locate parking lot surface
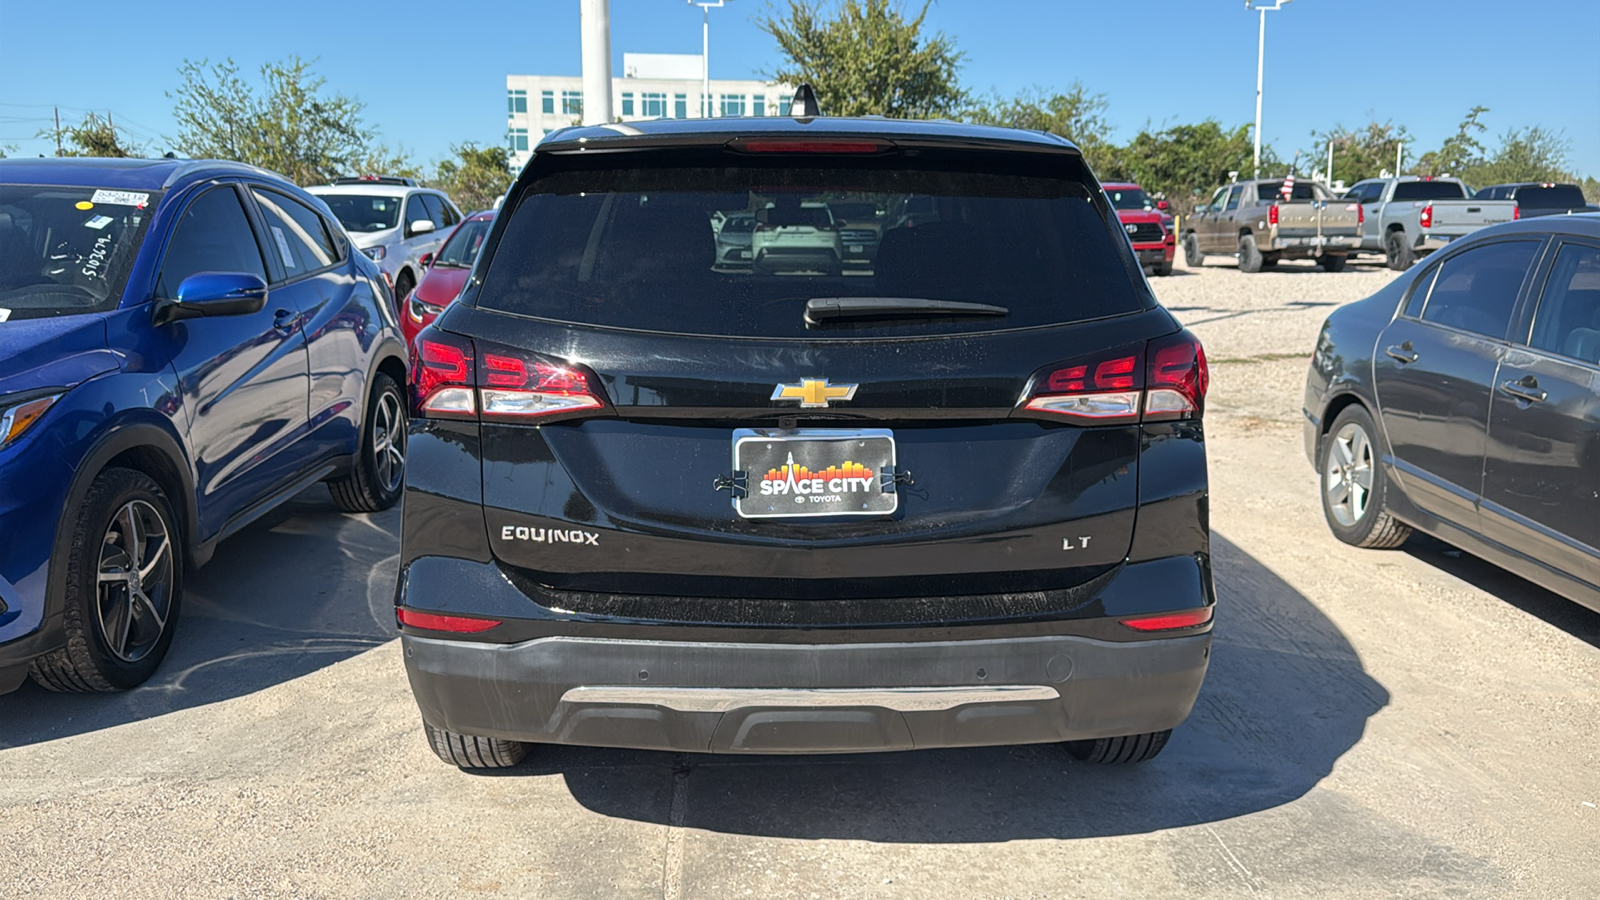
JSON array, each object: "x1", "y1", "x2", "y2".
[{"x1": 2, "y1": 256, "x2": 1597, "y2": 899}]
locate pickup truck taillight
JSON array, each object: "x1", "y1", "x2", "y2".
[
  {"x1": 1357, "y1": 204, "x2": 1364, "y2": 225},
  {"x1": 1513, "y1": 205, "x2": 1521, "y2": 221},
  {"x1": 1419, "y1": 204, "x2": 1433, "y2": 229},
  {"x1": 410, "y1": 326, "x2": 609, "y2": 423},
  {"x1": 1268, "y1": 203, "x2": 1279, "y2": 226},
  {"x1": 1020, "y1": 330, "x2": 1207, "y2": 424}
]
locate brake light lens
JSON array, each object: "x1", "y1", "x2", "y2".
[
  {"x1": 1023, "y1": 347, "x2": 1145, "y2": 422},
  {"x1": 409, "y1": 325, "x2": 607, "y2": 422},
  {"x1": 1513, "y1": 205, "x2": 1521, "y2": 220},
  {"x1": 1419, "y1": 203, "x2": 1433, "y2": 229},
  {"x1": 737, "y1": 139, "x2": 889, "y2": 154},
  {"x1": 1119, "y1": 607, "x2": 1213, "y2": 632},
  {"x1": 1268, "y1": 203, "x2": 1279, "y2": 226},
  {"x1": 1357, "y1": 204, "x2": 1365, "y2": 225},
  {"x1": 1145, "y1": 330, "x2": 1208, "y2": 419},
  {"x1": 396, "y1": 608, "x2": 502, "y2": 633}
]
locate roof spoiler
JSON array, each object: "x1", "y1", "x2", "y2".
[{"x1": 790, "y1": 84, "x2": 823, "y2": 118}]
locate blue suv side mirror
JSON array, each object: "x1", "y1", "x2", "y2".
[{"x1": 153, "y1": 272, "x2": 269, "y2": 326}]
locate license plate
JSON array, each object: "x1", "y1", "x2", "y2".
[
  {"x1": 733, "y1": 428, "x2": 897, "y2": 518},
  {"x1": 847, "y1": 244, "x2": 864, "y2": 253}
]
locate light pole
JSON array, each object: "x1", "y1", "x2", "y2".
[
  {"x1": 686, "y1": 0, "x2": 733, "y2": 118},
  {"x1": 1247, "y1": 0, "x2": 1292, "y2": 179},
  {"x1": 580, "y1": 0, "x2": 614, "y2": 125}
]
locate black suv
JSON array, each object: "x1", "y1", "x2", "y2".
[{"x1": 398, "y1": 112, "x2": 1215, "y2": 768}]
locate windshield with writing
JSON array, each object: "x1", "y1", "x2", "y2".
[{"x1": 0, "y1": 184, "x2": 158, "y2": 322}]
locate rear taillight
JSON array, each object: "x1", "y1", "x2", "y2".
[
  {"x1": 1019, "y1": 330, "x2": 1206, "y2": 424},
  {"x1": 1120, "y1": 608, "x2": 1213, "y2": 632},
  {"x1": 1145, "y1": 330, "x2": 1208, "y2": 419},
  {"x1": 397, "y1": 608, "x2": 502, "y2": 633},
  {"x1": 1357, "y1": 204, "x2": 1365, "y2": 225},
  {"x1": 1513, "y1": 205, "x2": 1521, "y2": 220},
  {"x1": 409, "y1": 325, "x2": 607, "y2": 423},
  {"x1": 1268, "y1": 203, "x2": 1279, "y2": 226},
  {"x1": 1419, "y1": 203, "x2": 1433, "y2": 229}
]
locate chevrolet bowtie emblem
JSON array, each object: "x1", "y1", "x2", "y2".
[{"x1": 771, "y1": 378, "x2": 858, "y2": 409}]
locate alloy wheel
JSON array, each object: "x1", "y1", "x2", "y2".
[
  {"x1": 373, "y1": 391, "x2": 406, "y2": 493},
  {"x1": 1324, "y1": 422, "x2": 1374, "y2": 528},
  {"x1": 95, "y1": 500, "x2": 175, "y2": 663}
]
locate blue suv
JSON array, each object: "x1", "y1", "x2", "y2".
[{"x1": 0, "y1": 158, "x2": 408, "y2": 694}]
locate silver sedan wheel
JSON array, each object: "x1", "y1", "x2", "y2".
[
  {"x1": 95, "y1": 500, "x2": 175, "y2": 663},
  {"x1": 373, "y1": 391, "x2": 406, "y2": 494},
  {"x1": 1324, "y1": 422, "x2": 1375, "y2": 528}
]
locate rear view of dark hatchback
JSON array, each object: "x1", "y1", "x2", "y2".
[{"x1": 398, "y1": 114, "x2": 1214, "y2": 768}]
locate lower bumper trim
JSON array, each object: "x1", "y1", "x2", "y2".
[{"x1": 560, "y1": 684, "x2": 1062, "y2": 714}]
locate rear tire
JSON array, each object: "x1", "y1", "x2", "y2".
[
  {"x1": 1319, "y1": 404, "x2": 1413, "y2": 549},
  {"x1": 1384, "y1": 230, "x2": 1415, "y2": 271},
  {"x1": 424, "y1": 722, "x2": 529, "y2": 769},
  {"x1": 1183, "y1": 233, "x2": 1204, "y2": 267},
  {"x1": 327, "y1": 372, "x2": 406, "y2": 513},
  {"x1": 29, "y1": 468, "x2": 183, "y2": 693},
  {"x1": 1238, "y1": 233, "x2": 1264, "y2": 273},
  {"x1": 1065, "y1": 729, "x2": 1172, "y2": 764},
  {"x1": 394, "y1": 270, "x2": 416, "y2": 303},
  {"x1": 1320, "y1": 253, "x2": 1348, "y2": 272}
]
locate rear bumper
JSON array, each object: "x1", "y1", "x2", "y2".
[
  {"x1": 404, "y1": 630, "x2": 1210, "y2": 753},
  {"x1": 1267, "y1": 233, "x2": 1359, "y2": 254}
]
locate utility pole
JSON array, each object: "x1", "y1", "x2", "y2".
[
  {"x1": 1327, "y1": 139, "x2": 1334, "y2": 185},
  {"x1": 687, "y1": 1, "x2": 733, "y2": 118},
  {"x1": 580, "y1": 0, "x2": 614, "y2": 125},
  {"x1": 54, "y1": 106, "x2": 63, "y2": 156},
  {"x1": 1395, "y1": 141, "x2": 1404, "y2": 176},
  {"x1": 1247, "y1": 0, "x2": 1293, "y2": 179}
]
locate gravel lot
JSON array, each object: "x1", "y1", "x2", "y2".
[{"x1": 2, "y1": 253, "x2": 1597, "y2": 899}]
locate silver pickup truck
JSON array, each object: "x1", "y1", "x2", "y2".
[
  {"x1": 1342, "y1": 176, "x2": 1517, "y2": 270},
  {"x1": 1183, "y1": 179, "x2": 1361, "y2": 273}
]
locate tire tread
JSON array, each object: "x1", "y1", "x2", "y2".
[
  {"x1": 1064, "y1": 729, "x2": 1172, "y2": 764},
  {"x1": 424, "y1": 723, "x2": 528, "y2": 769}
]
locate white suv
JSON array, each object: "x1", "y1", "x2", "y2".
[{"x1": 307, "y1": 177, "x2": 463, "y2": 303}]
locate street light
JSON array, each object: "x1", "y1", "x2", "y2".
[
  {"x1": 1246, "y1": 0, "x2": 1292, "y2": 179},
  {"x1": 685, "y1": 0, "x2": 733, "y2": 118}
]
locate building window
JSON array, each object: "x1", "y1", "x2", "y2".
[
  {"x1": 542, "y1": 128, "x2": 555, "y2": 136},
  {"x1": 508, "y1": 128, "x2": 529, "y2": 153},
  {"x1": 508, "y1": 89, "x2": 527, "y2": 115},
  {"x1": 778, "y1": 97, "x2": 793, "y2": 116},
  {"x1": 753, "y1": 96, "x2": 766, "y2": 117},
  {"x1": 674, "y1": 94, "x2": 687, "y2": 118},
  {"x1": 561, "y1": 90, "x2": 583, "y2": 116},
  {"x1": 720, "y1": 94, "x2": 746, "y2": 117},
  {"x1": 641, "y1": 92, "x2": 668, "y2": 118},
  {"x1": 541, "y1": 90, "x2": 555, "y2": 114},
  {"x1": 621, "y1": 92, "x2": 634, "y2": 116}
]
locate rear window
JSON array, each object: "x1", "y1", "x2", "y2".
[
  {"x1": 1255, "y1": 182, "x2": 1324, "y2": 201},
  {"x1": 478, "y1": 153, "x2": 1148, "y2": 338},
  {"x1": 1515, "y1": 186, "x2": 1587, "y2": 210},
  {"x1": 1392, "y1": 181, "x2": 1468, "y2": 201}
]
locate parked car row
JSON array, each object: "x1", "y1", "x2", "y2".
[{"x1": 1183, "y1": 178, "x2": 1360, "y2": 273}]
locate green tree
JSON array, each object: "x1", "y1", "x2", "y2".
[
  {"x1": 757, "y1": 0, "x2": 965, "y2": 118},
  {"x1": 1413, "y1": 105, "x2": 1489, "y2": 177},
  {"x1": 37, "y1": 112, "x2": 141, "y2": 158},
  {"x1": 431, "y1": 143, "x2": 513, "y2": 212},
  {"x1": 1304, "y1": 119, "x2": 1409, "y2": 185},
  {"x1": 964, "y1": 83, "x2": 1113, "y2": 171},
  {"x1": 169, "y1": 56, "x2": 413, "y2": 185},
  {"x1": 1461, "y1": 126, "x2": 1574, "y2": 188},
  {"x1": 1104, "y1": 120, "x2": 1269, "y2": 214}
]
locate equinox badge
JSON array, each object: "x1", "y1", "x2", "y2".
[{"x1": 771, "y1": 378, "x2": 858, "y2": 409}]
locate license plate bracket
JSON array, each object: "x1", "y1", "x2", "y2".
[{"x1": 732, "y1": 428, "x2": 897, "y2": 519}]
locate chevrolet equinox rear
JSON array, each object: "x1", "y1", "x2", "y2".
[{"x1": 398, "y1": 114, "x2": 1214, "y2": 768}]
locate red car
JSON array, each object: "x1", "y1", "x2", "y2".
[
  {"x1": 1104, "y1": 182, "x2": 1175, "y2": 277},
  {"x1": 401, "y1": 210, "x2": 495, "y2": 346}
]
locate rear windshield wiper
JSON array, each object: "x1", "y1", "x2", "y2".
[{"x1": 804, "y1": 297, "x2": 1009, "y2": 325}]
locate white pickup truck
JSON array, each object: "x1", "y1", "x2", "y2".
[{"x1": 1342, "y1": 176, "x2": 1517, "y2": 270}]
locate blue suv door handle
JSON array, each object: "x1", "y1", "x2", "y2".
[{"x1": 272, "y1": 308, "x2": 299, "y2": 335}]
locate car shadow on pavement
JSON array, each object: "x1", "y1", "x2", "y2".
[
  {"x1": 1404, "y1": 534, "x2": 1600, "y2": 649},
  {"x1": 482, "y1": 532, "x2": 1388, "y2": 841},
  {"x1": 0, "y1": 488, "x2": 398, "y2": 749}
]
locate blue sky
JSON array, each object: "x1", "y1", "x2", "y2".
[{"x1": 3, "y1": 0, "x2": 1597, "y2": 176}]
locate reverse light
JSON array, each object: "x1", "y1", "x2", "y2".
[
  {"x1": 396, "y1": 608, "x2": 502, "y2": 633},
  {"x1": 0, "y1": 394, "x2": 61, "y2": 449},
  {"x1": 1120, "y1": 608, "x2": 1214, "y2": 632},
  {"x1": 362, "y1": 246, "x2": 387, "y2": 261},
  {"x1": 1268, "y1": 203, "x2": 1280, "y2": 226},
  {"x1": 1419, "y1": 203, "x2": 1434, "y2": 229}
]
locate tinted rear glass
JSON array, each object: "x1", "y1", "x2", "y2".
[
  {"x1": 317, "y1": 193, "x2": 402, "y2": 233},
  {"x1": 1255, "y1": 182, "x2": 1323, "y2": 201},
  {"x1": 1516, "y1": 186, "x2": 1586, "y2": 209},
  {"x1": 1392, "y1": 181, "x2": 1468, "y2": 201},
  {"x1": 478, "y1": 153, "x2": 1148, "y2": 338}
]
